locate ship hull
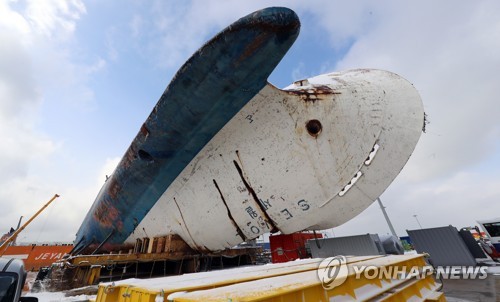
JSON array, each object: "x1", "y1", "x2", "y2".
[
  {"x1": 126, "y1": 69, "x2": 424, "y2": 251},
  {"x1": 74, "y1": 7, "x2": 424, "y2": 254},
  {"x1": 74, "y1": 7, "x2": 301, "y2": 253}
]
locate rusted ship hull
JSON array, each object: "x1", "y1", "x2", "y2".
[{"x1": 74, "y1": 7, "x2": 424, "y2": 254}]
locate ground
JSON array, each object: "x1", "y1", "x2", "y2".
[{"x1": 443, "y1": 273, "x2": 500, "y2": 302}]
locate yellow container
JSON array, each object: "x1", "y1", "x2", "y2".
[{"x1": 95, "y1": 254, "x2": 445, "y2": 302}]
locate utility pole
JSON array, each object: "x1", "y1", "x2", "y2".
[
  {"x1": 16, "y1": 216, "x2": 23, "y2": 230},
  {"x1": 12, "y1": 216, "x2": 24, "y2": 246},
  {"x1": 377, "y1": 197, "x2": 398, "y2": 238},
  {"x1": 413, "y1": 214, "x2": 423, "y2": 229}
]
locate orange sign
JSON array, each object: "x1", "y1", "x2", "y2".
[{"x1": 2, "y1": 245, "x2": 73, "y2": 271}]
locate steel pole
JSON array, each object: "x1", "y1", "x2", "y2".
[
  {"x1": 377, "y1": 197, "x2": 398, "y2": 238},
  {"x1": 413, "y1": 214, "x2": 423, "y2": 229}
]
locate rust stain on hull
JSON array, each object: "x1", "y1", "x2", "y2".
[
  {"x1": 213, "y1": 179, "x2": 247, "y2": 241},
  {"x1": 286, "y1": 85, "x2": 340, "y2": 103}
]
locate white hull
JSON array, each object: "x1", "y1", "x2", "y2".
[{"x1": 126, "y1": 69, "x2": 424, "y2": 251}]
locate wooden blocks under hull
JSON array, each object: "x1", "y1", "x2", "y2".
[{"x1": 43, "y1": 235, "x2": 259, "y2": 291}]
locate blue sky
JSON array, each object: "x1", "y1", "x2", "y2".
[{"x1": 1, "y1": 0, "x2": 500, "y2": 243}]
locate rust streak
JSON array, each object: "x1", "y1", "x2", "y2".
[
  {"x1": 173, "y1": 197, "x2": 205, "y2": 252},
  {"x1": 140, "y1": 123, "x2": 150, "y2": 137},
  {"x1": 122, "y1": 145, "x2": 137, "y2": 169},
  {"x1": 213, "y1": 179, "x2": 246, "y2": 241},
  {"x1": 93, "y1": 199, "x2": 121, "y2": 230},
  {"x1": 235, "y1": 150, "x2": 244, "y2": 171},
  {"x1": 107, "y1": 178, "x2": 120, "y2": 200},
  {"x1": 286, "y1": 85, "x2": 340, "y2": 103},
  {"x1": 232, "y1": 160, "x2": 279, "y2": 233},
  {"x1": 237, "y1": 32, "x2": 269, "y2": 65}
]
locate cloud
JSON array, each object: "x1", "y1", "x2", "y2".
[
  {"x1": 0, "y1": 0, "x2": 99, "y2": 240},
  {"x1": 0, "y1": 22, "x2": 56, "y2": 186},
  {"x1": 25, "y1": 0, "x2": 86, "y2": 38},
  {"x1": 0, "y1": 1, "x2": 31, "y2": 35},
  {"x1": 305, "y1": 1, "x2": 500, "y2": 235},
  {"x1": 126, "y1": 0, "x2": 299, "y2": 69},
  {"x1": 129, "y1": 14, "x2": 143, "y2": 39},
  {"x1": 10, "y1": 157, "x2": 120, "y2": 243},
  {"x1": 333, "y1": 169, "x2": 500, "y2": 237},
  {"x1": 0, "y1": 149, "x2": 118, "y2": 242},
  {"x1": 291, "y1": 62, "x2": 306, "y2": 81},
  {"x1": 0, "y1": 31, "x2": 38, "y2": 119}
]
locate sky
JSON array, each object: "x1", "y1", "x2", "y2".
[{"x1": 1, "y1": 0, "x2": 500, "y2": 244}]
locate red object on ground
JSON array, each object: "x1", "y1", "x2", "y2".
[
  {"x1": 2, "y1": 245, "x2": 73, "y2": 271},
  {"x1": 270, "y1": 232, "x2": 323, "y2": 263}
]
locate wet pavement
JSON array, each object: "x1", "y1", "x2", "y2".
[{"x1": 443, "y1": 272, "x2": 500, "y2": 301}]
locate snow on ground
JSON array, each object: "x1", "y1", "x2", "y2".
[{"x1": 25, "y1": 292, "x2": 95, "y2": 302}]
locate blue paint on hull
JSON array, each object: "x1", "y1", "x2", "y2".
[{"x1": 73, "y1": 7, "x2": 300, "y2": 253}]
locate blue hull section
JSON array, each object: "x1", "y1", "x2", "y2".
[{"x1": 73, "y1": 7, "x2": 300, "y2": 253}]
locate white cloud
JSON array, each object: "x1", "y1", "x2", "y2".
[
  {"x1": 85, "y1": 57, "x2": 107, "y2": 74},
  {"x1": 333, "y1": 169, "x2": 500, "y2": 237},
  {"x1": 97, "y1": 157, "x2": 121, "y2": 184},
  {"x1": 25, "y1": 0, "x2": 86, "y2": 38},
  {"x1": 0, "y1": 31, "x2": 38, "y2": 118},
  {"x1": 0, "y1": 1, "x2": 31, "y2": 36},
  {"x1": 0, "y1": 0, "x2": 101, "y2": 240},
  {"x1": 11, "y1": 157, "x2": 120, "y2": 243},
  {"x1": 127, "y1": 0, "x2": 291, "y2": 69},
  {"x1": 291, "y1": 62, "x2": 306, "y2": 81},
  {"x1": 130, "y1": 14, "x2": 142, "y2": 39}
]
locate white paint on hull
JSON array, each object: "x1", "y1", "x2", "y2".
[{"x1": 126, "y1": 69, "x2": 424, "y2": 251}]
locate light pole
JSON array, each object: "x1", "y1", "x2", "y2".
[
  {"x1": 413, "y1": 214, "x2": 423, "y2": 229},
  {"x1": 377, "y1": 197, "x2": 398, "y2": 238}
]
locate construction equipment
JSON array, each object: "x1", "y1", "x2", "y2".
[{"x1": 0, "y1": 194, "x2": 60, "y2": 256}]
